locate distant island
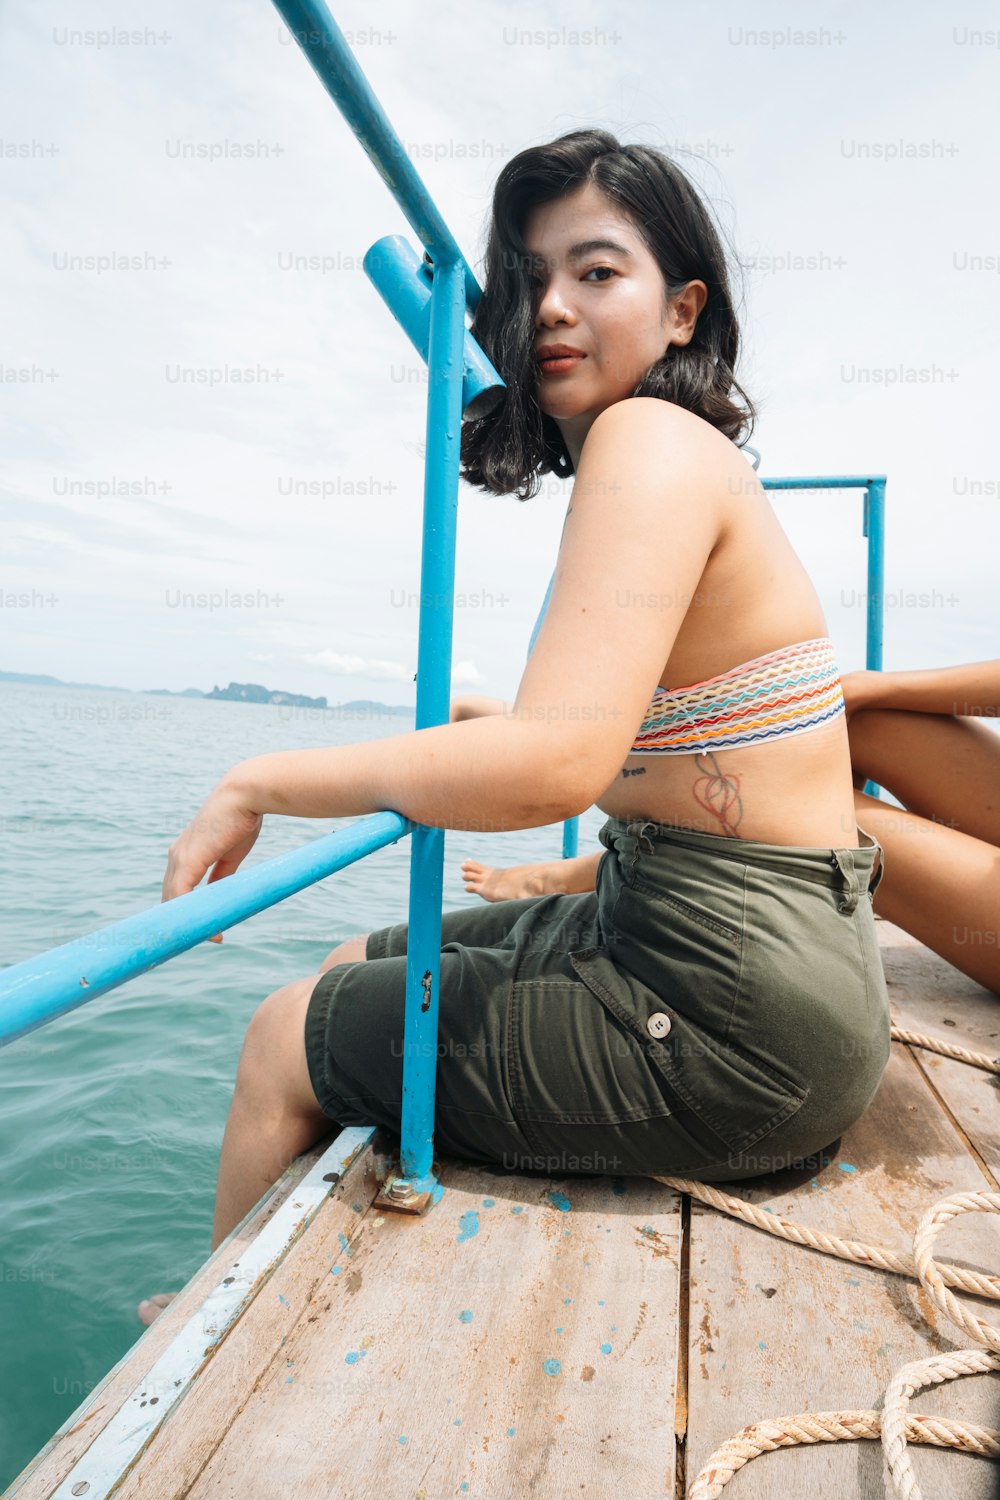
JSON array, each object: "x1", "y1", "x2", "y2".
[{"x1": 0, "y1": 670, "x2": 415, "y2": 715}]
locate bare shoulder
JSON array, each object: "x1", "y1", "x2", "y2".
[
  {"x1": 574, "y1": 397, "x2": 755, "y2": 548},
  {"x1": 581, "y1": 397, "x2": 755, "y2": 486}
]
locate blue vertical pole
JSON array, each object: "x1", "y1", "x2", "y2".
[
  {"x1": 397, "y1": 255, "x2": 467, "y2": 1192},
  {"x1": 862, "y1": 478, "x2": 886, "y2": 799},
  {"x1": 863, "y1": 479, "x2": 886, "y2": 673}
]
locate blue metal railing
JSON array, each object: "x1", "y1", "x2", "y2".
[
  {"x1": 0, "y1": 2, "x2": 888, "y2": 1210},
  {"x1": 761, "y1": 475, "x2": 886, "y2": 801}
]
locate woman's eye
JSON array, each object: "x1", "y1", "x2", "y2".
[{"x1": 584, "y1": 266, "x2": 616, "y2": 282}]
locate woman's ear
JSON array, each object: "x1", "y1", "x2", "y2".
[{"x1": 668, "y1": 279, "x2": 709, "y2": 346}]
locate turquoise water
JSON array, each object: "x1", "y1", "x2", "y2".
[{"x1": 0, "y1": 681, "x2": 607, "y2": 1488}]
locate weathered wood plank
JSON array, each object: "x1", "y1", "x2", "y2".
[
  {"x1": 8, "y1": 1128, "x2": 391, "y2": 1500},
  {"x1": 685, "y1": 1032, "x2": 1000, "y2": 1499},
  {"x1": 160, "y1": 1168, "x2": 681, "y2": 1500},
  {"x1": 878, "y1": 919, "x2": 1000, "y2": 1178}
]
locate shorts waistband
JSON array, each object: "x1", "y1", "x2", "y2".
[{"x1": 598, "y1": 816, "x2": 884, "y2": 913}]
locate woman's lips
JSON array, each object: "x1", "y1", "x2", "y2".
[{"x1": 538, "y1": 353, "x2": 586, "y2": 376}]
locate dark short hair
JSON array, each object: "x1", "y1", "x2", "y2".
[{"x1": 460, "y1": 128, "x2": 757, "y2": 499}]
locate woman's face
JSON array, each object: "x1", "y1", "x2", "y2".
[{"x1": 521, "y1": 181, "x2": 706, "y2": 462}]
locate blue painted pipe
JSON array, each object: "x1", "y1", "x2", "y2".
[
  {"x1": 0, "y1": 812, "x2": 411, "y2": 1049},
  {"x1": 396, "y1": 255, "x2": 468, "y2": 1192},
  {"x1": 863, "y1": 479, "x2": 886, "y2": 674},
  {"x1": 761, "y1": 475, "x2": 887, "y2": 490},
  {"x1": 271, "y1": 0, "x2": 482, "y2": 311},
  {"x1": 362, "y1": 235, "x2": 505, "y2": 421}
]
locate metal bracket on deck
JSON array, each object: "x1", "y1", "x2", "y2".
[{"x1": 374, "y1": 1175, "x2": 435, "y2": 1215}]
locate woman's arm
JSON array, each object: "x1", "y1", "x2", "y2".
[
  {"x1": 843, "y1": 662, "x2": 1000, "y2": 719},
  {"x1": 449, "y1": 694, "x2": 514, "y2": 722},
  {"x1": 162, "y1": 715, "x2": 590, "y2": 902},
  {"x1": 164, "y1": 400, "x2": 724, "y2": 902}
]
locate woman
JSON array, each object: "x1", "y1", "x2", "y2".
[
  {"x1": 140, "y1": 130, "x2": 889, "y2": 1323},
  {"x1": 459, "y1": 663, "x2": 1000, "y2": 998}
]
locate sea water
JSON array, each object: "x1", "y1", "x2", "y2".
[{"x1": 0, "y1": 680, "x2": 609, "y2": 1487}]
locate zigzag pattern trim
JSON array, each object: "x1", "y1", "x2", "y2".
[{"x1": 630, "y1": 636, "x2": 846, "y2": 756}]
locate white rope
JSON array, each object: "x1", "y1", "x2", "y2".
[{"x1": 646, "y1": 1026, "x2": 1000, "y2": 1497}]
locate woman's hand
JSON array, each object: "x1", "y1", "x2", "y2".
[{"x1": 162, "y1": 776, "x2": 263, "y2": 939}]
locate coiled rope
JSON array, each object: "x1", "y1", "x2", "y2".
[{"x1": 649, "y1": 1024, "x2": 1000, "y2": 1498}]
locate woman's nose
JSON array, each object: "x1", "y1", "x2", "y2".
[{"x1": 535, "y1": 283, "x2": 575, "y2": 327}]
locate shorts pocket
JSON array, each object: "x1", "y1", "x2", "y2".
[
  {"x1": 568, "y1": 947, "x2": 808, "y2": 1158},
  {"x1": 629, "y1": 875, "x2": 745, "y2": 945},
  {"x1": 507, "y1": 973, "x2": 677, "y2": 1130}
]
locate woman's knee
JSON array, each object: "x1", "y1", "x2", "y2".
[
  {"x1": 319, "y1": 933, "x2": 369, "y2": 972},
  {"x1": 238, "y1": 974, "x2": 326, "y2": 1118}
]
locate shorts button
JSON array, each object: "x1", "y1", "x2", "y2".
[{"x1": 646, "y1": 1012, "x2": 672, "y2": 1040}]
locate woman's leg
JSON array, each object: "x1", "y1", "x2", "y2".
[
  {"x1": 848, "y1": 707, "x2": 1000, "y2": 993},
  {"x1": 462, "y1": 852, "x2": 601, "y2": 902},
  {"x1": 853, "y1": 789, "x2": 1000, "y2": 993},
  {"x1": 849, "y1": 707, "x2": 1000, "y2": 847},
  {"x1": 140, "y1": 939, "x2": 371, "y2": 1323},
  {"x1": 211, "y1": 934, "x2": 375, "y2": 1247},
  {"x1": 210, "y1": 972, "x2": 337, "y2": 1252}
]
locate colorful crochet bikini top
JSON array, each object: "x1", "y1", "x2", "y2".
[
  {"x1": 526, "y1": 577, "x2": 845, "y2": 756},
  {"x1": 629, "y1": 637, "x2": 846, "y2": 756}
]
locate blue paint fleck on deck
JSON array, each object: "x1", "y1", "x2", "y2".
[
  {"x1": 483, "y1": 1197, "x2": 495, "y2": 1207},
  {"x1": 543, "y1": 1358, "x2": 561, "y2": 1376},
  {"x1": 600, "y1": 1342, "x2": 612, "y2": 1355},
  {"x1": 345, "y1": 1350, "x2": 366, "y2": 1365},
  {"x1": 330, "y1": 1265, "x2": 341, "y2": 1275},
  {"x1": 564, "y1": 1297, "x2": 572, "y2": 1304},
  {"x1": 759, "y1": 1341, "x2": 767, "y2": 1350},
  {"x1": 460, "y1": 1485, "x2": 469, "y2": 1492},
  {"x1": 278, "y1": 1295, "x2": 289, "y2": 1306},
  {"x1": 846, "y1": 1276, "x2": 861, "y2": 1286},
  {"x1": 507, "y1": 1426, "x2": 516, "y2": 1437},
  {"x1": 597, "y1": 1299, "x2": 605, "y2": 1306},
  {"x1": 838, "y1": 1162, "x2": 858, "y2": 1174},
  {"x1": 512, "y1": 1205, "x2": 523, "y2": 1214},
  {"x1": 555, "y1": 1327, "x2": 563, "y2": 1334},
  {"x1": 458, "y1": 1309, "x2": 473, "y2": 1323},
  {"x1": 457, "y1": 1210, "x2": 480, "y2": 1243},
  {"x1": 548, "y1": 1190, "x2": 571, "y2": 1211},
  {"x1": 339, "y1": 1232, "x2": 349, "y2": 1250},
  {"x1": 454, "y1": 1418, "x2": 462, "y2": 1426},
  {"x1": 398, "y1": 1435, "x2": 407, "y2": 1444}
]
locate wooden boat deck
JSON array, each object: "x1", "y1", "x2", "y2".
[{"x1": 8, "y1": 919, "x2": 1000, "y2": 1500}]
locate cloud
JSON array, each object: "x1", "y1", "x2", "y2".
[
  {"x1": 303, "y1": 651, "x2": 413, "y2": 682},
  {"x1": 451, "y1": 659, "x2": 488, "y2": 687},
  {"x1": 2, "y1": 0, "x2": 996, "y2": 697}
]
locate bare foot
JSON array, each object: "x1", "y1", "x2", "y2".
[
  {"x1": 137, "y1": 1293, "x2": 178, "y2": 1326},
  {"x1": 461, "y1": 858, "x2": 549, "y2": 902}
]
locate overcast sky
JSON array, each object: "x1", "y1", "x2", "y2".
[{"x1": 2, "y1": 0, "x2": 998, "y2": 703}]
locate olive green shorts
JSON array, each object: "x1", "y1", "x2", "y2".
[{"x1": 304, "y1": 817, "x2": 890, "y2": 1182}]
